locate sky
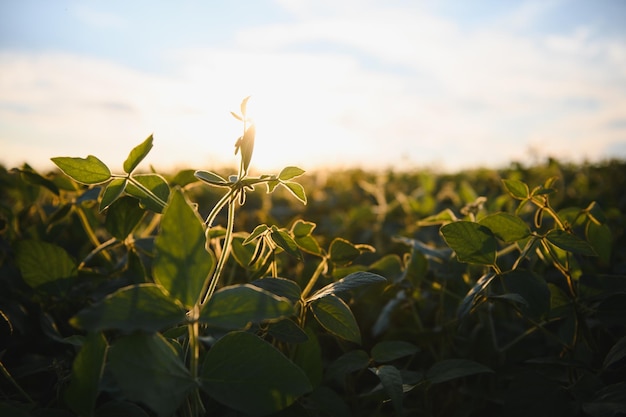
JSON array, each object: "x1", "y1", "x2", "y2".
[{"x1": 1, "y1": 0, "x2": 625, "y2": 174}]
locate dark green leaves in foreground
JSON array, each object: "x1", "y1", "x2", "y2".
[
  {"x1": 70, "y1": 284, "x2": 187, "y2": 333},
  {"x1": 201, "y1": 331, "x2": 312, "y2": 416},
  {"x1": 108, "y1": 333, "x2": 196, "y2": 417},
  {"x1": 154, "y1": 189, "x2": 214, "y2": 308},
  {"x1": 64, "y1": 332, "x2": 108, "y2": 417}
]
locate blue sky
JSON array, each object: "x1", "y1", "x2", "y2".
[{"x1": 1, "y1": 0, "x2": 625, "y2": 172}]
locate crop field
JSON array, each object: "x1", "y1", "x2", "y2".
[{"x1": 1, "y1": 100, "x2": 625, "y2": 416}]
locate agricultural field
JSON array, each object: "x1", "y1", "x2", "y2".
[{"x1": 1, "y1": 108, "x2": 625, "y2": 416}]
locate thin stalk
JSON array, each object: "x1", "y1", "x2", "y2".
[
  {"x1": 201, "y1": 194, "x2": 237, "y2": 304},
  {"x1": 1, "y1": 361, "x2": 34, "y2": 404},
  {"x1": 301, "y1": 258, "x2": 328, "y2": 300},
  {"x1": 75, "y1": 205, "x2": 113, "y2": 263},
  {"x1": 204, "y1": 188, "x2": 236, "y2": 226},
  {"x1": 186, "y1": 309, "x2": 204, "y2": 417}
]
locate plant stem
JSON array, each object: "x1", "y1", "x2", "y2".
[
  {"x1": 301, "y1": 258, "x2": 328, "y2": 300},
  {"x1": 201, "y1": 194, "x2": 237, "y2": 304},
  {"x1": 75, "y1": 205, "x2": 113, "y2": 263}
]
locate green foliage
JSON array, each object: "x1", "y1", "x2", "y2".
[{"x1": 1, "y1": 99, "x2": 624, "y2": 416}]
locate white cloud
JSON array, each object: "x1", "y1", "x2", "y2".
[{"x1": 1, "y1": 1, "x2": 624, "y2": 174}]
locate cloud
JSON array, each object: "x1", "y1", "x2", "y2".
[{"x1": 1, "y1": 1, "x2": 624, "y2": 173}]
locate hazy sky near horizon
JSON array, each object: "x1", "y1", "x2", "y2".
[{"x1": 1, "y1": 0, "x2": 626, "y2": 173}]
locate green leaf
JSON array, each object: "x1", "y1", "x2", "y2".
[
  {"x1": 372, "y1": 365, "x2": 403, "y2": 414},
  {"x1": 266, "y1": 319, "x2": 309, "y2": 344},
  {"x1": 154, "y1": 189, "x2": 214, "y2": 308},
  {"x1": 479, "y1": 212, "x2": 530, "y2": 243},
  {"x1": 52, "y1": 155, "x2": 112, "y2": 184},
  {"x1": 99, "y1": 178, "x2": 127, "y2": 211},
  {"x1": 64, "y1": 332, "x2": 108, "y2": 417},
  {"x1": 235, "y1": 124, "x2": 255, "y2": 173},
  {"x1": 16, "y1": 240, "x2": 77, "y2": 289},
  {"x1": 604, "y1": 336, "x2": 626, "y2": 369},
  {"x1": 200, "y1": 284, "x2": 293, "y2": 330},
  {"x1": 440, "y1": 221, "x2": 497, "y2": 265},
  {"x1": 104, "y1": 196, "x2": 145, "y2": 240},
  {"x1": 311, "y1": 294, "x2": 361, "y2": 344},
  {"x1": 126, "y1": 173, "x2": 170, "y2": 213},
  {"x1": 108, "y1": 333, "x2": 196, "y2": 417},
  {"x1": 326, "y1": 350, "x2": 370, "y2": 381},
  {"x1": 70, "y1": 284, "x2": 187, "y2": 333},
  {"x1": 416, "y1": 208, "x2": 459, "y2": 226},
  {"x1": 502, "y1": 179, "x2": 529, "y2": 200},
  {"x1": 308, "y1": 271, "x2": 386, "y2": 302},
  {"x1": 292, "y1": 326, "x2": 323, "y2": 387},
  {"x1": 329, "y1": 237, "x2": 361, "y2": 266},
  {"x1": 371, "y1": 341, "x2": 420, "y2": 363},
  {"x1": 250, "y1": 277, "x2": 302, "y2": 303},
  {"x1": 194, "y1": 170, "x2": 229, "y2": 187},
  {"x1": 501, "y1": 270, "x2": 550, "y2": 319},
  {"x1": 123, "y1": 134, "x2": 153, "y2": 174},
  {"x1": 586, "y1": 222, "x2": 611, "y2": 264},
  {"x1": 201, "y1": 331, "x2": 312, "y2": 416},
  {"x1": 457, "y1": 272, "x2": 497, "y2": 319},
  {"x1": 244, "y1": 224, "x2": 270, "y2": 244},
  {"x1": 292, "y1": 219, "x2": 316, "y2": 237},
  {"x1": 546, "y1": 229, "x2": 597, "y2": 256},
  {"x1": 279, "y1": 166, "x2": 305, "y2": 181},
  {"x1": 426, "y1": 359, "x2": 493, "y2": 384},
  {"x1": 295, "y1": 234, "x2": 323, "y2": 256},
  {"x1": 282, "y1": 181, "x2": 307, "y2": 204},
  {"x1": 270, "y1": 226, "x2": 302, "y2": 261}
]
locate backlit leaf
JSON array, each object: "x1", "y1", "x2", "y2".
[
  {"x1": 250, "y1": 277, "x2": 302, "y2": 303},
  {"x1": 292, "y1": 219, "x2": 316, "y2": 237},
  {"x1": 52, "y1": 155, "x2": 112, "y2": 185},
  {"x1": 329, "y1": 237, "x2": 361, "y2": 266},
  {"x1": 126, "y1": 173, "x2": 170, "y2": 213},
  {"x1": 479, "y1": 212, "x2": 530, "y2": 243},
  {"x1": 308, "y1": 271, "x2": 386, "y2": 302},
  {"x1": 123, "y1": 135, "x2": 153, "y2": 174},
  {"x1": 282, "y1": 181, "x2": 307, "y2": 204},
  {"x1": 194, "y1": 170, "x2": 229, "y2": 187},
  {"x1": 311, "y1": 294, "x2": 361, "y2": 344},
  {"x1": 16, "y1": 240, "x2": 77, "y2": 289},
  {"x1": 440, "y1": 221, "x2": 497, "y2": 265},
  {"x1": 278, "y1": 166, "x2": 305, "y2": 181},
  {"x1": 270, "y1": 227, "x2": 302, "y2": 261},
  {"x1": 201, "y1": 331, "x2": 311, "y2": 416},
  {"x1": 502, "y1": 179, "x2": 529, "y2": 200},
  {"x1": 99, "y1": 178, "x2": 127, "y2": 211},
  {"x1": 546, "y1": 229, "x2": 597, "y2": 256},
  {"x1": 104, "y1": 196, "x2": 145, "y2": 240},
  {"x1": 154, "y1": 189, "x2": 214, "y2": 308},
  {"x1": 200, "y1": 284, "x2": 293, "y2": 329}
]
